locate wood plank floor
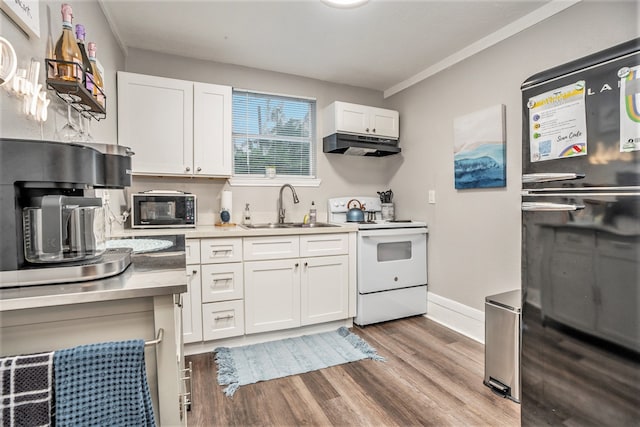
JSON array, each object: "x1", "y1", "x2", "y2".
[{"x1": 186, "y1": 316, "x2": 520, "y2": 426}]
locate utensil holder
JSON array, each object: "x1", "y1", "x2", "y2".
[{"x1": 381, "y1": 203, "x2": 394, "y2": 220}]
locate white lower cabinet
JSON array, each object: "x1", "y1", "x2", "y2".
[
  {"x1": 183, "y1": 240, "x2": 202, "y2": 344},
  {"x1": 301, "y1": 255, "x2": 349, "y2": 325},
  {"x1": 244, "y1": 234, "x2": 350, "y2": 335},
  {"x1": 244, "y1": 259, "x2": 301, "y2": 334},
  {"x1": 184, "y1": 233, "x2": 352, "y2": 345},
  {"x1": 184, "y1": 238, "x2": 244, "y2": 344}
]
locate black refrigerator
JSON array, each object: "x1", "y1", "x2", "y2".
[{"x1": 521, "y1": 38, "x2": 640, "y2": 426}]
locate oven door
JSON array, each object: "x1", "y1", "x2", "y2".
[{"x1": 357, "y1": 227, "x2": 427, "y2": 293}]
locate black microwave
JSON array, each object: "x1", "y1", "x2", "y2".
[{"x1": 131, "y1": 192, "x2": 196, "y2": 228}]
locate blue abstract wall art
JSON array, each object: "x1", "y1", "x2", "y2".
[{"x1": 453, "y1": 104, "x2": 506, "y2": 189}]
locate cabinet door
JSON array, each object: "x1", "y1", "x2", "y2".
[
  {"x1": 193, "y1": 82, "x2": 232, "y2": 177},
  {"x1": 183, "y1": 265, "x2": 203, "y2": 343},
  {"x1": 301, "y1": 255, "x2": 349, "y2": 326},
  {"x1": 201, "y1": 263, "x2": 244, "y2": 303},
  {"x1": 334, "y1": 101, "x2": 370, "y2": 135},
  {"x1": 185, "y1": 239, "x2": 201, "y2": 265},
  {"x1": 369, "y1": 107, "x2": 399, "y2": 139},
  {"x1": 244, "y1": 259, "x2": 300, "y2": 334},
  {"x1": 117, "y1": 72, "x2": 193, "y2": 175}
]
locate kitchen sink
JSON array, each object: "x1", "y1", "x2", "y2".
[
  {"x1": 286, "y1": 222, "x2": 340, "y2": 228},
  {"x1": 242, "y1": 223, "x2": 292, "y2": 229},
  {"x1": 241, "y1": 222, "x2": 339, "y2": 229}
]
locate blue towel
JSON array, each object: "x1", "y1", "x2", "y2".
[
  {"x1": 0, "y1": 351, "x2": 54, "y2": 427},
  {"x1": 53, "y1": 340, "x2": 155, "y2": 427}
]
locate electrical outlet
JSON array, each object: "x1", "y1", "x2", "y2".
[{"x1": 428, "y1": 190, "x2": 436, "y2": 204}]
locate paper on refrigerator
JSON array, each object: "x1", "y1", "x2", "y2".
[
  {"x1": 619, "y1": 65, "x2": 640, "y2": 153},
  {"x1": 527, "y1": 81, "x2": 587, "y2": 162}
]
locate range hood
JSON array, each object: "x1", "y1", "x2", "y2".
[{"x1": 323, "y1": 133, "x2": 401, "y2": 156}]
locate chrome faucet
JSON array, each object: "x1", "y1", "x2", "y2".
[{"x1": 278, "y1": 184, "x2": 299, "y2": 224}]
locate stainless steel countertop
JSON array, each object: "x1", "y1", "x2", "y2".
[{"x1": 0, "y1": 239, "x2": 187, "y2": 312}]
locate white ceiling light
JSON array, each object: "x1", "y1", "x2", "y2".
[{"x1": 321, "y1": 0, "x2": 369, "y2": 9}]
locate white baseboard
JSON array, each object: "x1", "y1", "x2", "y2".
[{"x1": 426, "y1": 292, "x2": 485, "y2": 344}]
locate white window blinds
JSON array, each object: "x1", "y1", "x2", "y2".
[{"x1": 232, "y1": 90, "x2": 316, "y2": 177}]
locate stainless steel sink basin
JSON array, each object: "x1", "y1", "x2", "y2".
[
  {"x1": 286, "y1": 222, "x2": 340, "y2": 228},
  {"x1": 242, "y1": 222, "x2": 339, "y2": 229},
  {"x1": 242, "y1": 223, "x2": 292, "y2": 229}
]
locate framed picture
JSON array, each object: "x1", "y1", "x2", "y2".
[
  {"x1": 0, "y1": 0, "x2": 40, "y2": 39},
  {"x1": 453, "y1": 104, "x2": 506, "y2": 189}
]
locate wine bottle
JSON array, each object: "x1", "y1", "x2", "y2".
[
  {"x1": 75, "y1": 24, "x2": 94, "y2": 92},
  {"x1": 87, "y1": 42, "x2": 105, "y2": 107},
  {"x1": 53, "y1": 4, "x2": 83, "y2": 82}
]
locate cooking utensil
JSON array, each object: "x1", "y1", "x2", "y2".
[
  {"x1": 346, "y1": 199, "x2": 365, "y2": 222},
  {"x1": 377, "y1": 190, "x2": 394, "y2": 203}
]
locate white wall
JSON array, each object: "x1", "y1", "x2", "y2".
[
  {"x1": 123, "y1": 49, "x2": 400, "y2": 225},
  {"x1": 385, "y1": 1, "x2": 639, "y2": 311},
  {"x1": 0, "y1": 0, "x2": 124, "y2": 143}
]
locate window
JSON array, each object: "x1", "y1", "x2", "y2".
[{"x1": 232, "y1": 90, "x2": 316, "y2": 180}]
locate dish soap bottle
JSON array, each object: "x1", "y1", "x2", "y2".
[
  {"x1": 309, "y1": 201, "x2": 317, "y2": 224},
  {"x1": 243, "y1": 203, "x2": 251, "y2": 225}
]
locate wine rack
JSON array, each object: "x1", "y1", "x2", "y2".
[{"x1": 45, "y1": 58, "x2": 107, "y2": 120}]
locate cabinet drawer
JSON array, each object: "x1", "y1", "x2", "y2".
[
  {"x1": 185, "y1": 239, "x2": 201, "y2": 265},
  {"x1": 201, "y1": 263, "x2": 244, "y2": 303},
  {"x1": 201, "y1": 238, "x2": 242, "y2": 263},
  {"x1": 202, "y1": 300, "x2": 245, "y2": 341},
  {"x1": 300, "y1": 233, "x2": 348, "y2": 257},
  {"x1": 243, "y1": 236, "x2": 300, "y2": 260}
]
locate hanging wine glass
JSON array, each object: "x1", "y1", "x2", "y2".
[
  {"x1": 83, "y1": 115, "x2": 95, "y2": 142},
  {"x1": 55, "y1": 104, "x2": 81, "y2": 142},
  {"x1": 75, "y1": 110, "x2": 86, "y2": 142}
]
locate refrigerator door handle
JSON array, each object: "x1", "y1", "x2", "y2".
[
  {"x1": 521, "y1": 202, "x2": 586, "y2": 212},
  {"x1": 522, "y1": 173, "x2": 585, "y2": 183}
]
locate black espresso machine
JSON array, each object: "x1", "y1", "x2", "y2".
[{"x1": 0, "y1": 138, "x2": 133, "y2": 287}]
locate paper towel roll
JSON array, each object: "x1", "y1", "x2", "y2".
[{"x1": 221, "y1": 190, "x2": 232, "y2": 214}]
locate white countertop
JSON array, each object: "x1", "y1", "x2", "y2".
[{"x1": 111, "y1": 223, "x2": 359, "y2": 239}]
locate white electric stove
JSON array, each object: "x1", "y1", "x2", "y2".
[{"x1": 328, "y1": 197, "x2": 428, "y2": 326}]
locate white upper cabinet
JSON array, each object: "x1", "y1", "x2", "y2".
[
  {"x1": 193, "y1": 82, "x2": 232, "y2": 176},
  {"x1": 325, "y1": 101, "x2": 399, "y2": 139},
  {"x1": 118, "y1": 72, "x2": 193, "y2": 175},
  {"x1": 117, "y1": 72, "x2": 232, "y2": 177}
]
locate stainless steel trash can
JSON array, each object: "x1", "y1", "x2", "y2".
[{"x1": 484, "y1": 289, "x2": 521, "y2": 403}]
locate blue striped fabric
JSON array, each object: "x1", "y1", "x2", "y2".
[{"x1": 54, "y1": 340, "x2": 155, "y2": 427}]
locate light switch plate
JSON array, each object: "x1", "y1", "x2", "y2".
[{"x1": 428, "y1": 190, "x2": 436, "y2": 204}]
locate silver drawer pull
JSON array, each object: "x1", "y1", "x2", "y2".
[{"x1": 214, "y1": 314, "x2": 234, "y2": 321}]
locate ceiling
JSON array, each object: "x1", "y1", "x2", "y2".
[{"x1": 100, "y1": 0, "x2": 566, "y2": 96}]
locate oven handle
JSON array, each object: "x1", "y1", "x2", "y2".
[{"x1": 359, "y1": 228, "x2": 428, "y2": 238}]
